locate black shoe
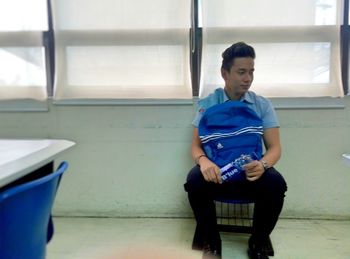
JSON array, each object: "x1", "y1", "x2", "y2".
[
  {"x1": 248, "y1": 236, "x2": 274, "y2": 256},
  {"x1": 202, "y1": 242, "x2": 222, "y2": 259},
  {"x1": 261, "y1": 236, "x2": 274, "y2": 256},
  {"x1": 247, "y1": 249, "x2": 269, "y2": 259},
  {"x1": 247, "y1": 236, "x2": 269, "y2": 259}
]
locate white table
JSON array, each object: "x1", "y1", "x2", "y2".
[
  {"x1": 0, "y1": 139, "x2": 75, "y2": 189},
  {"x1": 343, "y1": 154, "x2": 350, "y2": 167}
]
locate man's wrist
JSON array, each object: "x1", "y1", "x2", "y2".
[
  {"x1": 195, "y1": 154, "x2": 206, "y2": 165},
  {"x1": 260, "y1": 159, "x2": 270, "y2": 171}
]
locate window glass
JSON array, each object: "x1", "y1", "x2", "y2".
[
  {"x1": 0, "y1": 48, "x2": 46, "y2": 87},
  {"x1": 204, "y1": 42, "x2": 330, "y2": 85},
  {"x1": 0, "y1": 0, "x2": 48, "y2": 31},
  {"x1": 203, "y1": 0, "x2": 338, "y2": 27},
  {"x1": 0, "y1": 0, "x2": 47, "y2": 100},
  {"x1": 200, "y1": 0, "x2": 343, "y2": 98},
  {"x1": 55, "y1": 0, "x2": 189, "y2": 30},
  {"x1": 66, "y1": 46, "x2": 186, "y2": 87},
  {"x1": 53, "y1": 0, "x2": 192, "y2": 99}
]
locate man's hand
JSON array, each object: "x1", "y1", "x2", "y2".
[
  {"x1": 244, "y1": 160, "x2": 265, "y2": 181},
  {"x1": 199, "y1": 157, "x2": 222, "y2": 184}
]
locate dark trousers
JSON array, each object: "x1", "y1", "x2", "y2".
[{"x1": 184, "y1": 165, "x2": 287, "y2": 247}]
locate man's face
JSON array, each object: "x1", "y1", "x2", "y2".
[{"x1": 221, "y1": 57, "x2": 255, "y2": 99}]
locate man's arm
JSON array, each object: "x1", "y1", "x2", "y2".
[
  {"x1": 261, "y1": 127, "x2": 282, "y2": 167},
  {"x1": 244, "y1": 127, "x2": 281, "y2": 181},
  {"x1": 191, "y1": 127, "x2": 222, "y2": 184}
]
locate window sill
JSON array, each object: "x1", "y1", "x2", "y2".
[
  {"x1": 0, "y1": 100, "x2": 48, "y2": 112},
  {"x1": 271, "y1": 97, "x2": 346, "y2": 110},
  {"x1": 0, "y1": 96, "x2": 347, "y2": 111},
  {"x1": 52, "y1": 98, "x2": 194, "y2": 106}
]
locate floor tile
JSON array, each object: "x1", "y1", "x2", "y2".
[{"x1": 47, "y1": 218, "x2": 350, "y2": 259}]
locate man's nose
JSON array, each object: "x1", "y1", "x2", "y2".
[{"x1": 243, "y1": 74, "x2": 252, "y2": 82}]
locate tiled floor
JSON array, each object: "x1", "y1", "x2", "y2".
[{"x1": 47, "y1": 217, "x2": 350, "y2": 259}]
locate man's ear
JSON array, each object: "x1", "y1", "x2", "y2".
[{"x1": 221, "y1": 68, "x2": 227, "y2": 80}]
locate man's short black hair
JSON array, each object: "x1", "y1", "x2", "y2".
[{"x1": 221, "y1": 42, "x2": 256, "y2": 72}]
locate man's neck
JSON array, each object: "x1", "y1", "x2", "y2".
[{"x1": 224, "y1": 88, "x2": 243, "y2": 101}]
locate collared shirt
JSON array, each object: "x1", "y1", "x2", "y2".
[{"x1": 192, "y1": 88, "x2": 279, "y2": 129}]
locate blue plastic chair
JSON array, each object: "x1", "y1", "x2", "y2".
[{"x1": 0, "y1": 161, "x2": 69, "y2": 259}]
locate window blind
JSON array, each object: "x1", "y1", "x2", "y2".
[
  {"x1": 200, "y1": 0, "x2": 344, "y2": 98},
  {"x1": 52, "y1": 0, "x2": 192, "y2": 100}
]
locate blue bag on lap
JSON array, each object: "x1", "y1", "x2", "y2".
[{"x1": 198, "y1": 101, "x2": 263, "y2": 182}]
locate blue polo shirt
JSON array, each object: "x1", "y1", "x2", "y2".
[{"x1": 192, "y1": 88, "x2": 279, "y2": 129}]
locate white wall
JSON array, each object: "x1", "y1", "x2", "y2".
[{"x1": 1, "y1": 97, "x2": 350, "y2": 219}]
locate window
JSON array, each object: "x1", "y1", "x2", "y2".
[
  {"x1": 52, "y1": 0, "x2": 192, "y2": 100},
  {"x1": 0, "y1": 0, "x2": 348, "y2": 102},
  {"x1": 199, "y1": 0, "x2": 344, "y2": 98},
  {"x1": 0, "y1": 0, "x2": 48, "y2": 100}
]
